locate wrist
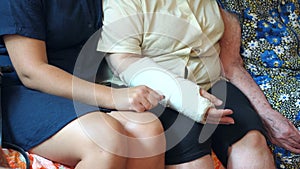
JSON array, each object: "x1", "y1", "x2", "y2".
[
  {"x1": 96, "y1": 84, "x2": 115, "y2": 109},
  {"x1": 257, "y1": 107, "x2": 278, "y2": 120}
]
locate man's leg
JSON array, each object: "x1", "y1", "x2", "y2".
[
  {"x1": 166, "y1": 155, "x2": 214, "y2": 169},
  {"x1": 227, "y1": 130, "x2": 275, "y2": 169},
  {"x1": 155, "y1": 106, "x2": 214, "y2": 169},
  {"x1": 210, "y1": 81, "x2": 275, "y2": 169}
]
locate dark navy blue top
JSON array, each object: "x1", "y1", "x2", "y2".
[
  {"x1": 0, "y1": 0, "x2": 102, "y2": 72},
  {"x1": 0, "y1": 0, "x2": 103, "y2": 150}
]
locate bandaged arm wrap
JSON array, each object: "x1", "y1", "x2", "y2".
[{"x1": 119, "y1": 57, "x2": 214, "y2": 123}]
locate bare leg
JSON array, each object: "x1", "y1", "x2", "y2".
[
  {"x1": 109, "y1": 111, "x2": 165, "y2": 169},
  {"x1": 30, "y1": 111, "x2": 127, "y2": 169},
  {"x1": 227, "y1": 130, "x2": 275, "y2": 169},
  {"x1": 165, "y1": 155, "x2": 214, "y2": 169}
]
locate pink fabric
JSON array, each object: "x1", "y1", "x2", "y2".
[
  {"x1": 1, "y1": 148, "x2": 224, "y2": 169},
  {"x1": 1, "y1": 149, "x2": 72, "y2": 169}
]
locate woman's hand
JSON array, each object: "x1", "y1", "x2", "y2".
[{"x1": 112, "y1": 85, "x2": 164, "y2": 112}]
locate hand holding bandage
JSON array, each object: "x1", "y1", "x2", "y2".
[{"x1": 118, "y1": 57, "x2": 233, "y2": 124}]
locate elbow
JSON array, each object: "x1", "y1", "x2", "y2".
[
  {"x1": 222, "y1": 61, "x2": 244, "y2": 81},
  {"x1": 18, "y1": 73, "x2": 37, "y2": 89},
  {"x1": 220, "y1": 51, "x2": 245, "y2": 81},
  {"x1": 16, "y1": 67, "x2": 42, "y2": 89},
  {"x1": 222, "y1": 65, "x2": 234, "y2": 80}
]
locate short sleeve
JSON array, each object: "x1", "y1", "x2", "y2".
[
  {"x1": 97, "y1": 0, "x2": 143, "y2": 54},
  {"x1": 0, "y1": 0, "x2": 46, "y2": 45}
]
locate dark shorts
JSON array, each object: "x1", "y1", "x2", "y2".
[{"x1": 154, "y1": 80, "x2": 266, "y2": 166}]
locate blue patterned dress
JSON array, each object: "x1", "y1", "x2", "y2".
[{"x1": 217, "y1": 0, "x2": 300, "y2": 168}]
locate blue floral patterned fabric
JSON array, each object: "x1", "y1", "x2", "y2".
[{"x1": 218, "y1": 0, "x2": 300, "y2": 168}]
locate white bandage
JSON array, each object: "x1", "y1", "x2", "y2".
[{"x1": 119, "y1": 57, "x2": 214, "y2": 123}]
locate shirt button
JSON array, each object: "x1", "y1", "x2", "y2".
[
  {"x1": 190, "y1": 47, "x2": 201, "y2": 57},
  {"x1": 88, "y1": 23, "x2": 93, "y2": 28}
]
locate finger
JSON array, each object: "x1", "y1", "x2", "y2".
[
  {"x1": 218, "y1": 116, "x2": 235, "y2": 124},
  {"x1": 206, "y1": 115, "x2": 234, "y2": 125},
  {"x1": 139, "y1": 97, "x2": 152, "y2": 111},
  {"x1": 270, "y1": 136, "x2": 300, "y2": 154},
  {"x1": 205, "y1": 108, "x2": 234, "y2": 124},
  {"x1": 278, "y1": 141, "x2": 300, "y2": 154},
  {"x1": 148, "y1": 88, "x2": 165, "y2": 100},
  {"x1": 206, "y1": 117, "x2": 233, "y2": 124},
  {"x1": 290, "y1": 134, "x2": 300, "y2": 144},
  {"x1": 130, "y1": 98, "x2": 147, "y2": 112},
  {"x1": 207, "y1": 109, "x2": 233, "y2": 118},
  {"x1": 147, "y1": 89, "x2": 164, "y2": 102},
  {"x1": 283, "y1": 124, "x2": 300, "y2": 147},
  {"x1": 291, "y1": 131, "x2": 300, "y2": 144},
  {"x1": 200, "y1": 88, "x2": 223, "y2": 106},
  {"x1": 142, "y1": 86, "x2": 164, "y2": 100},
  {"x1": 288, "y1": 136, "x2": 300, "y2": 149},
  {"x1": 132, "y1": 104, "x2": 146, "y2": 112},
  {"x1": 147, "y1": 93, "x2": 160, "y2": 108}
]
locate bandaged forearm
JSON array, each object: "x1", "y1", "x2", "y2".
[{"x1": 119, "y1": 57, "x2": 214, "y2": 123}]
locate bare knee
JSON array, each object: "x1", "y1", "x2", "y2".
[
  {"x1": 239, "y1": 130, "x2": 267, "y2": 148},
  {"x1": 78, "y1": 112, "x2": 129, "y2": 157},
  {"x1": 228, "y1": 131, "x2": 275, "y2": 169},
  {"x1": 30, "y1": 112, "x2": 129, "y2": 167},
  {"x1": 78, "y1": 115, "x2": 129, "y2": 168},
  {"x1": 124, "y1": 112, "x2": 164, "y2": 138},
  {"x1": 228, "y1": 130, "x2": 268, "y2": 161},
  {"x1": 99, "y1": 115, "x2": 128, "y2": 155},
  {"x1": 123, "y1": 112, "x2": 166, "y2": 158}
]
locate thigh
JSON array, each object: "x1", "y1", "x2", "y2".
[
  {"x1": 209, "y1": 80, "x2": 266, "y2": 166},
  {"x1": 2, "y1": 84, "x2": 102, "y2": 151},
  {"x1": 152, "y1": 105, "x2": 212, "y2": 165},
  {"x1": 30, "y1": 111, "x2": 127, "y2": 166}
]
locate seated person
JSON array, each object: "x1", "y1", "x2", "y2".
[
  {"x1": 217, "y1": 0, "x2": 300, "y2": 168},
  {"x1": 97, "y1": 0, "x2": 276, "y2": 168},
  {"x1": 0, "y1": 1, "x2": 166, "y2": 168}
]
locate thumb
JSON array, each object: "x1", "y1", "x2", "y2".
[{"x1": 199, "y1": 88, "x2": 223, "y2": 106}]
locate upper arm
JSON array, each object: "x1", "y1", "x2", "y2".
[
  {"x1": 105, "y1": 53, "x2": 142, "y2": 74},
  {"x1": 0, "y1": 0, "x2": 47, "y2": 80},
  {"x1": 218, "y1": 8, "x2": 244, "y2": 75},
  {"x1": 3, "y1": 35, "x2": 47, "y2": 82},
  {"x1": 98, "y1": 0, "x2": 143, "y2": 55},
  {"x1": 0, "y1": 0, "x2": 46, "y2": 41},
  {"x1": 99, "y1": 0, "x2": 144, "y2": 74}
]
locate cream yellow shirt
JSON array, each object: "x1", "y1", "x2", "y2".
[{"x1": 98, "y1": 0, "x2": 224, "y2": 90}]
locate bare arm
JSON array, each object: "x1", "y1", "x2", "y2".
[
  {"x1": 106, "y1": 53, "x2": 141, "y2": 74},
  {"x1": 4, "y1": 35, "x2": 163, "y2": 112},
  {"x1": 219, "y1": 9, "x2": 300, "y2": 153},
  {"x1": 106, "y1": 53, "x2": 234, "y2": 124}
]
